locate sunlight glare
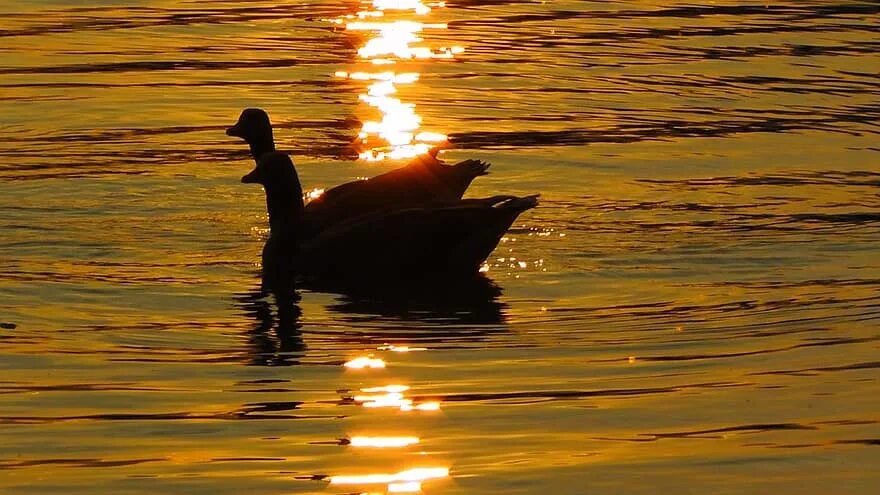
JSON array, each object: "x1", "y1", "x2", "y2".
[
  {"x1": 330, "y1": 467, "x2": 449, "y2": 485},
  {"x1": 354, "y1": 385, "x2": 440, "y2": 411},
  {"x1": 378, "y1": 344, "x2": 428, "y2": 352},
  {"x1": 304, "y1": 188, "x2": 325, "y2": 202},
  {"x1": 329, "y1": 0, "x2": 462, "y2": 161},
  {"x1": 344, "y1": 356, "x2": 387, "y2": 369},
  {"x1": 388, "y1": 481, "x2": 423, "y2": 493},
  {"x1": 350, "y1": 436, "x2": 420, "y2": 447},
  {"x1": 400, "y1": 401, "x2": 441, "y2": 412},
  {"x1": 362, "y1": 384, "x2": 410, "y2": 393}
]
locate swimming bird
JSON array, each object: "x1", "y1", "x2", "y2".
[
  {"x1": 242, "y1": 151, "x2": 537, "y2": 281},
  {"x1": 227, "y1": 108, "x2": 491, "y2": 232}
]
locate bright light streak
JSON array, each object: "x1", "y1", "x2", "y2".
[
  {"x1": 356, "y1": 392, "x2": 411, "y2": 408},
  {"x1": 353, "y1": 385, "x2": 440, "y2": 411},
  {"x1": 362, "y1": 384, "x2": 410, "y2": 393},
  {"x1": 305, "y1": 188, "x2": 325, "y2": 201},
  {"x1": 389, "y1": 481, "x2": 423, "y2": 493},
  {"x1": 378, "y1": 344, "x2": 428, "y2": 352},
  {"x1": 414, "y1": 131, "x2": 447, "y2": 142},
  {"x1": 368, "y1": 80, "x2": 397, "y2": 97},
  {"x1": 350, "y1": 436, "x2": 420, "y2": 447},
  {"x1": 327, "y1": 0, "x2": 464, "y2": 162},
  {"x1": 330, "y1": 467, "x2": 449, "y2": 485},
  {"x1": 400, "y1": 401, "x2": 441, "y2": 412},
  {"x1": 373, "y1": 0, "x2": 432, "y2": 15},
  {"x1": 344, "y1": 357, "x2": 386, "y2": 369}
]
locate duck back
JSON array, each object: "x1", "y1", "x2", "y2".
[
  {"x1": 293, "y1": 195, "x2": 538, "y2": 281},
  {"x1": 303, "y1": 155, "x2": 491, "y2": 236}
]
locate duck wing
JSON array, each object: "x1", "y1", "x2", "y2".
[
  {"x1": 295, "y1": 195, "x2": 538, "y2": 280},
  {"x1": 303, "y1": 154, "x2": 490, "y2": 234}
]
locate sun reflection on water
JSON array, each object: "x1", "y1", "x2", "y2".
[
  {"x1": 349, "y1": 436, "x2": 421, "y2": 448},
  {"x1": 388, "y1": 481, "x2": 424, "y2": 493},
  {"x1": 354, "y1": 384, "x2": 442, "y2": 412},
  {"x1": 329, "y1": 1, "x2": 463, "y2": 161},
  {"x1": 333, "y1": 343, "x2": 448, "y2": 494},
  {"x1": 330, "y1": 467, "x2": 450, "y2": 489},
  {"x1": 344, "y1": 356, "x2": 387, "y2": 369},
  {"x1": 378, "y1": 344, "x2": 428, "y2": 352},
  {"x1": 304, "y1": 187, "x2": 325, "y2": 202}
]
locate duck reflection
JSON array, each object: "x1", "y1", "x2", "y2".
[
  {"x1": 234, "y1": 270, "x2": 508, "y2": 366},
  {"x1": 317, "y1": 273, "x2": 506, "y2": 325},
  {"x1": 233, "y1": 274, "x2": 304, "y2": 367}
]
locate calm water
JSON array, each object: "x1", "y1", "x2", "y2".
[{"x1": 1, "y1": 0, "x2": 879, "y2": 493}]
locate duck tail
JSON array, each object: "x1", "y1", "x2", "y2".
[
  {"x1": 444, "y1": 194, "x2": 538, "y2": 273},
  {"x1": 454, "y1": 159, "x2": 491, "y2": 177},
  {"x1": 442, "y1": 159, "x2": 492, "y2": 199}
]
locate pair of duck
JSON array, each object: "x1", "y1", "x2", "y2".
[{"x1": 227, "y1": 109, "x2": 538, "y2": 282}]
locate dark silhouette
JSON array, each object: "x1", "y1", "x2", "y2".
[
  {"x1": 228, "y1": 108, "x2": 534, "y2": 346},
  {"x1": 241, "y1": 152, "x2": 537, "y2": 281},
  {"x1": 316, "y1": 273, "x2": 507, "y2": 325},
  {"x1": 227, "y1": 108, "x2": 491, "y2": 236},
  {"x1": 232, "y1": 270, "x2": 508, "y2": 366},
  {"x1": 234, "y1": 273, "x2": 304, "y2": 367}
]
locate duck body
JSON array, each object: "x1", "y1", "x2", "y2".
[
  {"x1": 244, "y1": 152, "x2": 537, "y2": 282},
  {"x1": 228, "y1": 108, "x2": 490, "y2": 236},
  {"x1": 300, "y1": 154, "x2": 490, "y2": 238},
  {"x1": 291, "y1": 195, "x2": 537, "y2": 280}
]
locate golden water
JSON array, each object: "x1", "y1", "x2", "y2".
[{"x1": 1, "y1": 1, "x2": 878, "y2": 493}]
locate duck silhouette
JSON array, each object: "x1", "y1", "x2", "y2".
[
  {"x1": 227, "y1": 108, "x2": 491, "y2": 234},
  {"x1": 242, "y1": 151, "x2": 537, "y2": 282}
]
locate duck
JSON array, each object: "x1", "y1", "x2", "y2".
[
  {"x1": 227, "y1": 108, "x2": 491, "y2": 234},
  {"x1": 242, "y1": 151, "x2": 538, "y2": 281}
]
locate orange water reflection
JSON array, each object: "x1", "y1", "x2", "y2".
[
  {"x1": 378, "y1": 344, "x2": 427, "y2": 352},
  {"x1": 354, "y1": 384, "x2": 442, "y2": 412},
  {"x1": 388, "y1": 481, "x2": 424, "y2": 493},
  {"x1": 330, "y1": 467, "x2": 450, "y2": 491},
  {"x1": 344, "y1": 356, "x2": 387, "y2": 369},
  {"x1": 330, "y1": 1, "x2": 463, "y2": 161},
  {"x1": 334, "y1": 295, "x2": 447, "y2": 492},
  {"x1": 350, "y1": 436, "x2": 420, "y2": 448}
]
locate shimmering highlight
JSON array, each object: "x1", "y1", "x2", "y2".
[
  {"x1": 354, "y1": 385, "x2": 440, "y2": 412},
  {"x1": 344, "y1": 357, "x2": 387, "y2": 369},
  {"x1": 330, "y1": 0, "x2": 463, "y2": 161},
  {"x1": 349, "y1": 436, "x2": 420, "y2": 448},
  {"x1": 330, "y1": 467, "x2": 449, "y2": 485}
]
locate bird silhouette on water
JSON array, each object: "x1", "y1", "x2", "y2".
[
  {"x1": 227, "y1": 108, "x2": 493, "y2": 237},
  {"x1": 228, "y1": 108, "x2": 538, "y2": 284}
]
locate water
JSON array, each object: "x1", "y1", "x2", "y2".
[{"x1": 1, "y1": 0, "x2": 879, "y2": 493}]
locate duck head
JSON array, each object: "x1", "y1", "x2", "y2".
[
  {"x1": 242, "y1": 152, "x2": 305, "y2": 235},
  {"x1": 227, "y1": 108, "x2": 276, "y2": 160}
]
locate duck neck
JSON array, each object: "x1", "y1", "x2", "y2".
[
  {"x1": 264, "y1": 183, "x2": 304, "y2": 243},
  {"x1": 248, "y1": 132, "x2": 276, "y2": 161}
]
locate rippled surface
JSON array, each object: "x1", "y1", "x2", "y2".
[{"x1": 1, "y1": 0, "x2": 879, "y2": 493}]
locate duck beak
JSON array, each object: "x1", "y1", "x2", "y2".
[
  {"x1": 226, "y1": 123, "x2": 244, "y2": 138},
  {"x1": 241, "y1": 168, "x2": 260, "y2": 184}
]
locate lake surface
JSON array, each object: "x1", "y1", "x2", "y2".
[{"x1": 1, "y1": 0, "x2": 879, "y2": 493}]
